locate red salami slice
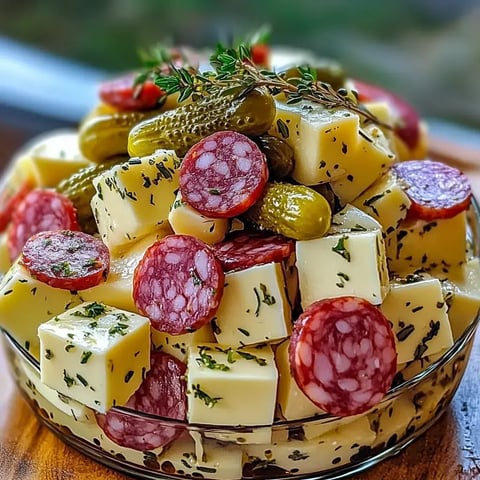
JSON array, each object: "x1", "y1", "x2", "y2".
[
  {"x1": 96, "y1": 351, "x2": 187, "y2": 451},
  {"x1": 212, "y1": 231, "x2": 294, "y2": 272},
  {"x1": 289, "y1": 296, "x2": 397, "y2": 417},
  {"x1": 7, "y1": 189, "x2": 80, "y2": 262},
  {"x1": 392, "y1": 159, "x2": 471, "y2": 221},
  {"x1": 133, "y1": 234, "x2": 224, "y2": 334},
  {"x1": 179, "y1": 131, "x2": 269, "y2": 218},
  {"x1": 21, "y1": 230, "x2": 109, "y2": 290}
]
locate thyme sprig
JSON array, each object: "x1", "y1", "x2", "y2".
[{"x1": 146, "y1": 42, "x2": 389, "y2": 128}]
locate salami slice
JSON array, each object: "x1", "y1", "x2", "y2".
[
  {"x1": 212, "y1": 231, "x2": 294, "y2": 272},
  {"x1": 392, "y1": 159, "x2": 471, "y2": 221},
  {"x1": 179, "y1": 131, "x2": 269, "y2": 218},
  {"x1": 289, "y1": 296, "x2": 397, "y2": 417},
  {"x1": 7, "y1": 189, "x2": 80, "y2": 262},
  {"x1": 133, "y1": 234, "x2": 224, "y2": 334},
  {"x1": 21, "y1": 230, "x2": 110, "y2": 290},
  {"x1": 96, "y1": 351, "x2": 187, "y2": 451}
]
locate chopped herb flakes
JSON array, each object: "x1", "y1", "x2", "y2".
[
  {"x1": 73, "y1": 302, "x2": 107, "y2": 318},
  {"x1": 196, "y1": 346, "x2": 230, "y2": 371},
  {"x1": 332, "y1": 235, "x2": 351, "y2": 262},
  {"x1": 192, "y1": 383, "x2": 222, "y2": 407},
  {"x1": 80, "y1": 351, "x2": 93, "y2": 364}
]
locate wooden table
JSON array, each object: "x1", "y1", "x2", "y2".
[{"x1": 0, "y1": 133, "x2": 480, "y2": 479}]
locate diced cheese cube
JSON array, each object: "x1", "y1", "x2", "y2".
[
  {"x1": 244, "y1": 415, "x2": 375, "y2": 475},
  {"x1": 151, "y1": 323, "x2": 215, "y2": 362},
  {"x1": 186, "y1": 343, "x2": 278, "y2": 426},
  {"x1": 0, "y1": 232, "x2": 12, "y2": 275},
  {"x1": 91, "y1": 150, "x2": 180, "y2": 252},
  {"x1": 28, "y1": 131, "x2": 91, "y2": 187},
  {"x1": 168, "y1": 190, "x2": 228, "y2": 244},
  {"x1": 0, "y1": 261, "x2": 82, "y2": 359},
  {"x1": 442, "y1": 258, "x2": 480, "y2": 340},
  {"x1": 296, "y1": 220, "x2": 389, "y2": 307},
  {"x1": 80, "y1": 228, "x2": 171, "y2": 313},
  {"x1": 329, "y1": 203, "x2": 384, "y2": 233},
  {"x1": 352, "y1": 170, "x2": 411, "y2": 234},
  {"x1": 395, "y1": 350, "x2": 446, "y2": 383},
  {"x1": 213, "y1": 263, "x2": 291, "y2": 346},
  {"x1": 387, "y1": 212, "x2": 467, "y2": 276},
  {"x1": 380, "y1": 274, "x2": 453, "y2": 364},
  {"x1": 330, "y1": 124, "x2": 395, "y2": 203},
  {"x1": 275, "y1": 339, "x2": 323, "y2": 421},
  {"x1": 38, "y1": 302, "x2": 150, "y2": 413}
]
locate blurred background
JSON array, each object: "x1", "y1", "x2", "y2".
[{"x1": 1, "y1": 0, "x2": 479, "y2": 161}]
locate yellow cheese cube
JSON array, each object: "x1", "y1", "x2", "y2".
[
  {"x1": 168, "y1": 190, "x2": 228, "y2": 244},
  {"x1": 91, "y1": 150, "x2": 180, "y2": 252},
  {"x1": 38, "y1": 302, "x2": 150, "y2": 413},
  {"x1": 0, "y1": 261, "x2": 82, "y2": 359},
  {"x1": 0, "y1": 232, "x2": 11, "y2": 275},
  {"x1": 186, "y1": 343, "x2": 278, "y2": 426},
  {"x1": 213, "y1": 262, "x2": 291, "y2": 346},
  {"x1": 380, "y1": 275, "x2": 453, "y2": 363}
]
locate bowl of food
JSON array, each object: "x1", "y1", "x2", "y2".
[{"x1": 0, "y1": 37, "x2": 479, "y2": 480}]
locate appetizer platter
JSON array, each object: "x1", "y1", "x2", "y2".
[{"x1": 0, "y1": 35, "x2": 479, "y2": 480}]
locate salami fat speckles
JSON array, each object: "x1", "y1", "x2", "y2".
[
  {"x1": 96, "y1": 351, "x2": 187, "y2": 451},
  {"x1": 289, "y1": 296, "x2": 397, "y2": 417},
  {"x1": 392, "y1": 159, "x2": 471, "y2": 221},
  {"x1": 179, "y1": 130, "x2": 268, "y2": 218},
  {"x1": 21, "y1": 230, "x2": 110, "y2": 290},
  {"x1": 212, "y1": 231, "x2": 295, "y2": 272},
  {"x1": 133, "y1": 234, "x2": 224, "y2": 334}
]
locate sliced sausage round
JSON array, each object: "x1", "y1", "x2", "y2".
[
  {"x1": 7, "y1": 188, "x2": 80, "y2": 262},
  {"x1": 179, "y1": 130, "x2": 269, "y2": 218},
  {"x1": 21, "y1": 230, "x2": 110, "y2": 290},
  {"x1": 96, "y1": 351, "x2": 187, "y2": 451},
  {"x1": 133, "y1": 234, "x2": 224, "y2": 334},
  {"x1": 212, "y1": 231, "x2": 294, "y2": 272},
  {"x1": 289, "y1": 296, "x2": 397, "y2": 417},
  {"x1": 392, "y1": 159, "x2": 471, "y2": 220}
]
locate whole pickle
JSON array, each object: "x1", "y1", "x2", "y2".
[
  {"x1": 255, "y1": 135, "x2": 294, "y2": 179},
  {"x1": 57, "y1": 156, "x2": 127, "y2": 233},
  {"x1": 128, "y1": 87, "x2": 276, "y2": 158},
  {"x1": 78, "y1": 110, "x2": 158, "y2": 163},
  {"x1": 243, "y1": 182, "x2": 331, "y2": 240}
]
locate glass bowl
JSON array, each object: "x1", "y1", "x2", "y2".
[{"x1": 2, "y1": 206, "x2": 480, "y2": 480}]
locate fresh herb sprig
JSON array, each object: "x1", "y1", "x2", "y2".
[{"x1": 146, "y1": 42, "x2": 389, "y2": 128}]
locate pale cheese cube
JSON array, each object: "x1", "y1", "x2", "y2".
[
  {"x1": 380, "y1": 275, "x2": 453, "y2": 364},
  {"x1": 387, "y1": 212, "x2": 467, "y2": 276},
  {"x1": 296, "y1": 228, "x2": 389, "y2": 308},
  {"x1": 168, "y1": 190, "x2": 228, "y2": 244},
  {"x1": 275, "y1": 339, "x2": 323, "y2": 421},
  {"x1": 267, "y1": 100, "x2": 304, "y2": 149},
  {"x1": 352, "y1": 170, "x2": 411, "y2": 234},
  {"x1": 151, "y1": 323, "x2": 215, "y2": 362},
  {"x1": 244, "y1": 416, "x2": 375, "y2": 475},
  {"x1": 330, "y1": 124, "x2": 396, "y2": 203},
  {"x1": 28, "y1": 131, "x2": 91, "y2": 187},
  {"x1": 0, "y1": 232, "x2": 12, "y2": 275},
  {"x1": 91, "y1": 150, "x2": 180, "y2": 252},
  {"x1": 81, "y1": 228, "x2": 171, "y2": 312},
  {"x1": 187, "y1": 343, "x2": 278, "y2": 426},
  {"x1": 38, "y1": 302, "x2": 150, "y2": 413},
  {"x1": 213, "y1": 262, "x2": 291, "y2": 346},
  {"x1": 0, "y1": 261, "x2": 82, "y2": 359},
  {"x1": 329, "y1": 203, "x2": 384, "y2": 233}
]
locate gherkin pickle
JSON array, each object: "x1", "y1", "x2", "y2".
[
  {"x1": 255, "y1": 135, "x2": 294, "y2": 179},
  {"x1": 243, "y1": 182, "x2": 332, "y2": 240},
  {"x1": 127, "y1": 87, "x2": 276, "y2": 158}
]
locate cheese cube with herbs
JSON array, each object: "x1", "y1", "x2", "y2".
[
  {"x1": 212, "y1": 262, "x2": 291, "y2": 346},
  {"x1": 352, "y1": 170, "x2": 411, "y2": 234},
  {"x1": 91, "y1": 149, "x2": 180, "y2": 252},
  {"x1": 379, "y1": 274, "x2": 453, "y2": 364},
  {"x1": 186, "y1": 343, "x2": 278, "y2": 426},
  {"x1": 296, "y1": 207, "x2": 389, "y2": 307},
  {"x1": 168, "y1": 190, "x2": 229, "y2": 244},
  {"x1": 38, "y1": 302, "x2": 150, "y2": 413},
  {"x1": 387, "y1": 211, "x2": 467, "y2": 275},
  {"x1": 81, "y1": 228, "x2": 171, "y2": 313},
  {"x1": 275, "y1": 339, "x2": 323, "y2": 421},
  {"x1": 0, "y1": 261, "x2": 82, "y2": 359},
  {"x1": 28, "y1": 131, "x2": 91, "y2": 187}
]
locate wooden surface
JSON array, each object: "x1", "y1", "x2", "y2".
[{"x1": 0, "y1": 132, "x2": 480, "y2": 480}]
